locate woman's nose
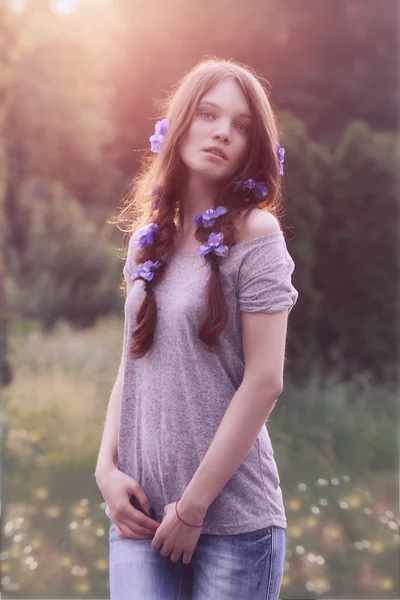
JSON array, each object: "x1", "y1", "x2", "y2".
[{"x1": 213, "y1": 131, "x2": 229, "y2": 143}]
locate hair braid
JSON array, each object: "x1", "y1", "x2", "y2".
[
  {"x1": 129, "y1": 188, "x2": 178, "y2": 359},
  {"x1": 197, "y1": 207, "x2": 237, "y2": 351}
]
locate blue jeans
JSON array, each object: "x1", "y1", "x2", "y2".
[{"x1": 108, "y1": 519, "x2": 286, "y2": 599}]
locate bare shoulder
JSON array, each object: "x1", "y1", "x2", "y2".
[{"x1": 235, "y1": 208, "x2": 281, "y2": 244}]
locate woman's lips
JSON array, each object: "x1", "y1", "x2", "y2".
[{"x1": 203, "y1": 150, "x2": 226, "y2": 161}]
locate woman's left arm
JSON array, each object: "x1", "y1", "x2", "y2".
[{"x1": 178, "y1": 307, "x2": 289, "y2": 524}]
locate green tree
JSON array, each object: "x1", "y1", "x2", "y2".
[
  {"x1": 315, "y1": 121, "x2": 400, "y2": 381},
  {"x1": 9, "y1": 178, "x2": 124, "y2": 329}
]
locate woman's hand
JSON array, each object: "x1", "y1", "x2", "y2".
[
  {"x1": 96, "y1": 466, "x2": 160, "y2": 539},
  {"x1": 151, "y1": 501, "x2": 204, "y2": 564}
]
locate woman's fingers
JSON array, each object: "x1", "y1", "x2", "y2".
[
  {"x1": 108, "y1": 495, "x2": 160, "y2": 539},
  {"x1": 113, "y1": 508, "x2": 160, "y2": 539},
  {"x1": 127, "y1": 506, "x2": 160, "y2": 532},
  {"x1": 114, "y1": 519, "x2": 156, "y2": 539}
]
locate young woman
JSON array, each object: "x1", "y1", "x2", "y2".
[{"x1": 95, "y1": 57, "x2": 299, "y2": 599}]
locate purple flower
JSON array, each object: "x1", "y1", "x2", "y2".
[
  {"x1": 199, "y1": 232, "x2": 229, "y2": 259},
  {"x1": 150, "y1": 118, "x2": 169, "y2": 153},
  {"x1": 132, "y1": 260, "x2": 162, "y2": 282},
  {"x1": 233, "y1": 179, "x2": 268, "y2": 200},
  {"x1": 137, "y1": 223, "x2": 160, "y2": 248},
  {"x1": 276, "y1": 141, "x2": 285, "y2": 175},
  {"x1": 192, "y1": 205, "x2": 227, "y2": 229}
]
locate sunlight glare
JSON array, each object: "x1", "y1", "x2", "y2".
[
  {"x1": 51, "y1": 0, "x2": 81, "y2": 15},
  {"x1": 9, "y1": 0, "x2": 27, "y2": 12}
]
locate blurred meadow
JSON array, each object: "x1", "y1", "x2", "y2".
[{"x1": 0, "y1": 0, "x2": 399, "y2": 598}]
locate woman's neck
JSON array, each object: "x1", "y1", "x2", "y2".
[{"x1": 177, "y1": 174, "x2": 223, "y2": 235}]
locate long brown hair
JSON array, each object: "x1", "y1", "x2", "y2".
[{"x1": 113, "y1": 57, "x2": 285, "y2": 359}]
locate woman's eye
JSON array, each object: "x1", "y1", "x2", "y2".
[{"x1": 200, "y1": 111, "x2": 248, "y2": 133}]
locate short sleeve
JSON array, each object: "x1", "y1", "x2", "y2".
[
  {"x1": 238, "y1": 234, "x2": 299, "y2": 314},
  {"x1": 122, "y1": 232, "x2": 139, "y2": 284}
]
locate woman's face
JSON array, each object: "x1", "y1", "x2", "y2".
[{"x1": 179, "y1": 78, "x2": 252, "y2": 183}]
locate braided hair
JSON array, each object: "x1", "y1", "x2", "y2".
[{"x1": 128, "y1": 184, "x2": 250, "y2": 359}]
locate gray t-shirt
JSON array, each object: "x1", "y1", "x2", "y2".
[{"x1": 113, "y1": 229, "x2": 298, "y2": 535}]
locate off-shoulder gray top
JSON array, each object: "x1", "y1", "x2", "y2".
[{"x1": 109, "y1": 229, "x2": 298, "y2": 535}]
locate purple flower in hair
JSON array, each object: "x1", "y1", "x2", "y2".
[
  {"x1": 132, "y1": 259, "x2": 162, "y2": 282},
  {"x1": 193, "y1": 205, "x2": 227, "y2": 229},
  {"x1": 150, "y1": 118, "x2": 169, "y2": 153},
  {"x1": 233, "y1": 179, "x2": 268, "y2": 200},
  {"x1": 277, "y1": 141, "x2": 285, "y2": 175},
  {"x1": 199, "y1": 232, "x2": 229, "y2": 259},
  {"x1": 137, "y1": 223, "x2": 160, "y2": 248}
]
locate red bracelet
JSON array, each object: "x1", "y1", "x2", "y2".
[{"x1": 175, "y1": 497, "x2": 205, "y2": 528}]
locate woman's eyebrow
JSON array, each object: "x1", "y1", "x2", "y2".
[{"x1": 198, "y1": 100, "x2": 252, "y2": 120}]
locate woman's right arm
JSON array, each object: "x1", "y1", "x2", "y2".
[
  {"x1": 94, "y1": 363, "x2": 123, "y2": 482},
  {"x1": 93, "y1": 246, "x2": 159, "y2": 538},
  {"x1": 94, "y1": 277, "x2": 133, "y2": 484}
]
